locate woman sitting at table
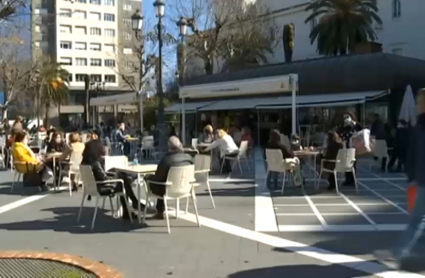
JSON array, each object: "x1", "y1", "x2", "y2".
[
  {"x1": 204, "y1": 129, "x2": 239, "y2": 173},
  {"x1": 47, "y1": 131, "x2": 66, "y2": 153},
  {"x1": 59, "y1": 133, "x2": 86, "y2": 191},
  {"x1": 318, "y1": 131, "x2": 344, "y2": 191},
  {"x1": 11, "y1": 130, "x2": 52, "y2": 190},
  {"x1": 198, "y1": 124, "x2": 214, "y2": 144}
]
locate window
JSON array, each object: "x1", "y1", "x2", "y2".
[
  {"x1": 76, "y1": 74, "x2": 87, "y2": 82},
  {"x1": 60, "y1": 57, "x2": 72, "y2": 66},
  {"x1": 105, "y1": 75, "x2": 116, "y2": 83},
  {"x1": 90, "y1": 0, "x2": 101, "y2": 5},
  {"x1": 104, "y1": 59, "x2": 115, "y2": 67},
  {"x1": 74, "y1": 26, "x2": 87, "y2": 35},
  {"x1": 76, "y1": 58, "x2": 87, "y2": 66},
  {"x1": 123, "y1": 47, "x2": 132, "y2": 54},
  {"x1": 59, "y1": 9, "x2": 71, "y2": 17},
  {"x1": 89, "y1": 12, "x2": 101, "y2": 20},
  {"x1": 68, "y1": 75, "x2": 73, "y2": 82},
  {"x1": 123, "y1": 3, "x2": 132, "y2": 10},
  {"x1": 35, "y1": 8, "x2": 48, "y2": 15},
  {"x1": 74, "y1": 42, "x2": 87, "y2": 50},
  {"x1": 392, "y1": 0, "x2": 401, "y2": 18},
  {"x1": 125, "y1": 61, "x2": 134, "y2": 69},
  {"x1": 90, "y1": 58, "x2": 102, "y2": 66},
  {"x1": 35, "y1": 25, "x2": 41, "y2": 32},
  {"x1": 104, "y1": 44, "x2": 115, "y2": 52},
  {"x1": 59, "y1": 25, "x2": 71, "y2": 34},
  {"x1": 60, "y1": 41, "x2": 72, "y2": 49},
  {"x1": 74, "y1": 10, "x2": 86, "y2": 19},
  {"x1": 392, "y1": 47, "x2": 403, "y2": 55},
  {"x1": 90, "y1": 27, "x2": 101, "y2": 35},
  {"x1": 123, "y1": 18, "x2": 131, "y2": 27},
  {"x1": 104, "y1": 13, "x2": 115, "y2": 22},
  {"x1": 104, "y1": 29, "x2": 115, "y2": 37},
  {"x1": 90, "y1": 74, "x2": 102, "y2": 82},
  {"x1": 75, "y1": 0, "x2": 86, "y2": 3},
  {"x1": 104, "y1": 0, "x2": 115, "y2": 6},
  {"x1": 123, "y1": 32, "x2": 132, "y2": 41},
  {"x1": 90, "y1": 43, "x2": 101, "y2": 51}
]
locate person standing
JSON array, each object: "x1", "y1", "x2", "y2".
[
  {"x1": 387, "y1": 120, "x2": 410, "y2": 172},
  {"x1": 319, "y1": 131, "x2": 344, "y2": 191},
  {"x1": 374, "y1": 89, "x2": 425, "y2": 269},
  {"x1": 337, "y1": 112, "x2": 362, "y2": 186}
]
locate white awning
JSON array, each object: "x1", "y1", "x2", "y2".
[
  {"x1": 90, "y1": 92, "x2": 139, "y2": 106},
  {"x1": 197, "y1": 97, "x2": 277, "y2": 111},
  {"x1": 165, "y1": 101, "x2": 216, "y2": 113}
]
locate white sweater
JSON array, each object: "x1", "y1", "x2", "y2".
[{"x1": 206, "y1": 134, "x2": 239, "y2": 157}]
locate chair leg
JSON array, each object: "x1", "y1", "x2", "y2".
[
  {"x1": 102, "y1": 198, "x2": 106, "y2": 209},
  {"x1": 352, "y1": 168, "x2": 359, "y2": 193},
  {"x1": 77, "y1": 194, "x2": 86, "y2": 223},
  {"x1": 220, "y1": 158, "x2": 225, "y2": 174},
  {"x1": 192, "y1": 192, "x2": 201, "y2": 228},
  {"x1": 142, "y1": 193, "x2": 150, "y2": 224},
  {"x1": 316, "y1": 170, "x2": 322, "y2": 190},
  {"x1": 176, "y1": 199, "x2": 179, "y2": 219},
  {"x1": 245, "y1": 157, "x2": 251, "y2": 171},
  {"x1": 164, "y1": 199, "x2": 170, "y2": 234},
  {"x1": 10, "y1": 171, "x2": 18, "y2": 192},
  {"x1": 206, "y1": 181, "x2": 215, "y2": 208},
  {"x1": 91, "y1": 197, "x2": 100, "y2": 230},
  {"x1": 237, "y1": 159, "x2": 243, "y2": 174},
  {"x1": 281, "y1": 171, "x2": 287, "y2": 195},
  {"x1": 109, "y1": 197, "x2": 115, "y2": 216},
  {"x1": 68, "y1": 173, "x2": 72, "y2": 196},
  {"x1": 334, "y1": 171, "x2": 339, "y2": 194},
  {"x1": 185, "y1": 197, "x2": 189, "y2": 214}
]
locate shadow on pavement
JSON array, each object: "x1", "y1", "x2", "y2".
[
  {"x1": 227, "y1": 263, "x2": 371, "y2": 278},
  {"x1": 0, "y1": 185, "x2": 45, "y2": 197},
  {"x1": 197, "y1": 187, "x2": 254, "y2": 197}
]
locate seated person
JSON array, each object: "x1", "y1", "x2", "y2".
[
  {"x1": 265, "y1": 129, "x2": 300, "y2": 189},
  {"x1": 318, "y1": 131, "x2": 344, "y2": 191},
  {"x1": 204, "y1": 129, "x2": 239, "y2": 173},
  {"x1": 11, "y1": 131, "x2": 51, "y2": 190},
  {"x1": 145, "y1": 136, "x2": 193, "y2": 219},
  {"x1": 198, "y1": 125, "x2": 214, "y2": 144},
  {"x1": 240, "y1": 126, "x2": 254, "y2": 148},
  {"x1": 82, "y1": 130, "x2": 144, "y2": 219},
  {"x1": 114, "y1": 122, "x2": 130, "y2": 156},
  {"x1": 45, "y1": 131, "x2": 66, "y2": 184},
  {"x1": 59, "y1": 132, "x2": 86, "y2": 191}
]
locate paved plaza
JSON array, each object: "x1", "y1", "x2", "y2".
[{"x1": 0, "y1": 150, "x2": 423, "y2": 277}]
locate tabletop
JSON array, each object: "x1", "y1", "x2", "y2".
[
  {"x1": 114, "y1": 164, "x2": 157, "y2": 174},
  {"x1": 45, "y1": 152, "x2": 63, "y2": 158},
  {"x1": 294, "y1": 150, "x2": 320, "y2": 156},
  {"x1": 197, "y1": 143, "x2": 212, "y2": 148}
]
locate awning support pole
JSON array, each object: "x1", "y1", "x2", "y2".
[
  {"x1": 291, "y1": 74, "x2": 298, "y2": 136},
  {"x1": 362, "y1": 102, "x2": 366, "y2": 127},
  {"x1": 139, "y1": 93, "x2": 144, "y2": 135},
  {"x1": 257, "y1": 109, "x2": 260, "y2": 146},
  {"x1": 182, "y1": 97, "x2": 186, "y2": 145}
]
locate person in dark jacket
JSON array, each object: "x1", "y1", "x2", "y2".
[
  {"x1": 319, "y1": 131, "x2": 344, "y2": 191},
  {"x1": 387, "y1": 120, "x2": 410, "y2": 172},
  {"x1": 265, "y1": 129, "x2": 294, "y2": 189},
  {"x1": 145, "y1": 136, "x2": 193, "y2": 219},
  {"x1": 374, "y1": 88, "x2": 425, "y2": 268},
  {"x1": 337, "y1": 112, "x2": 362, "y2": 186}
]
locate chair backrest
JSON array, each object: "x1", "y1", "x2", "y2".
[
  {"x1": 233, "y1": 131, "x2": 242, "y2": 144},
  {"x1": 238, "y1": 140, "x2": 249, "y2": 157},
  {"x1": 165, "y1": 165, "x2": 195, "y2": 198},
  {"x1": 79, "y1": 165, "x2": 101, "y2": 196},
  {"x1": 374, "y1": 140, "x2": 388, "y2": 157},
  {"x1": 69, "y1": 151, "x2": 83, "y2": 172},
  {"x1": 280, "y1": 134, "x2": 290, "y2": 149},
  {"x1": 335, "y1": 148, "x2": 356, "y2": 172},
  {"x1": 191, "y1": 138, "x2": 198, "y2": 149},
  {"x1": 194, "y1": 154, "x2": 211, "y2": 182},
  {"x1": 265, "y1": 149, "x2": 286, "y2": 173},
  {"x1": 142, "y1": 136, "x2": 154, "y2": 148},
  {"x1": 104, "y1": 155, "x2": 128, "y2": 171}
]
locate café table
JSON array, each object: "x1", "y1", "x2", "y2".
[
  {"x1": 113, "y1": 164, "x2": 158, "y2": 224},
  {"x1": 44, "y1": 152, "x2": 63, "y2": 190},
  {"x1": 293, "y1": 150, "x2": 320, "y2": 185}
]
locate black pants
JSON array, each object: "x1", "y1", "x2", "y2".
[
  {"x1": 387, "y1": 149, "x2": 405, "y2": 171},
  {"x1": 222, "y1": 152, "x2": 239, "y2": 173},
  {"x1": 145, "y1": 174, "x2": 166, "y2": 213},
  {"x1": 344, "y1": 161, "x2": 357, "y2": 184},
  {"x1": 328, "y1": 173, "x2": 336, "y2": 189},
  {"x1": 116, "y1": 172, "x2": 144, "y2": 218},
  {"x1": 123, "y1": 141, "x2": 131, "y2": 157}
]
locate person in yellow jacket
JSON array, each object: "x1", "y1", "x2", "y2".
[{"x1": 11, "y1": 131, "x2": 52, "y2": 188}]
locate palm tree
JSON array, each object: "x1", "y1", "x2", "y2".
[
  {"x1": 35, "y1": 58, "x2": 70, "y2": 127},
  {"x1": 305, "y1": 0, "x2": 382, "y2": 56}
]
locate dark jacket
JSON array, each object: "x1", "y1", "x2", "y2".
[
  {"x1": 149, "y1": 151, "x2": 193, "y2": 183},
  {"x1": 370, "y1": 120, "x2": 386, "y2": 139},
  {"x1": 407, "y1": 114, "x2": 425, "y2": 187},
  {"x1": 82, "y1": 139, "x2": 106, "y2": 166},
  {"x1": 323, "y1": 140, "x2": 344, "y2": 169},
  {"x1": 47, "y1": 141, "x2": 66, "y2": 153},
  {"x1": 265, "y1": 141, "x2": 294, "y2": 159},
  {"x1": 338, "y1": 122, "x2": 363, "y2": 148}
]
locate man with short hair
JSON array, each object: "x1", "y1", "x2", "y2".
[
  {"x1": 145, "y1": 136, "x2": 193, "y2": 219},
  {"x1": 375, "y1": 88, "x2": 425, "y2": 269}
]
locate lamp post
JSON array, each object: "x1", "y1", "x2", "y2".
[
  {"x1": 90, "y1": 81, "x2": 105, "y2": 126},
  {"x1": 153, "y1": 0, "x2": 166, "y2": 148},
  {"x1": 176, "y1": 17, "x2": 187, "y2": 144}
]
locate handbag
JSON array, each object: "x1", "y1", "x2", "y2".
[
  {"x1": 408, "y1": 184, "x2": 417, "y2": 213},
  {"x1": 23, "y1": 163, "x2": 43, "y2": 187}
]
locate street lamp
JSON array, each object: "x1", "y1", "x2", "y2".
[
  {"x1": 153, "y1": 0, "x2": 166, "y2": 148},
  {"x1": 90, "y1": 81, "x2": 105, "y2": 126},
  {"x1": 131, "y1": 9, "x2": 143, "y2": 38},
  {"x1": 177, "y1": 17, "x2": 188, "y2": 38}
]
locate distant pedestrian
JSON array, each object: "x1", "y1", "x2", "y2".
[{"x1": 374, "y1": 88, "x2": 425, "y2": 269}]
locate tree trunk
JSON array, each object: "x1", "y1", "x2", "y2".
[
  {"x1": 44, "y1": 103, "x2": 50, "y2": 128},
  {"x1": 205, "y1": 58, "x2": 213, "y2": 75}
]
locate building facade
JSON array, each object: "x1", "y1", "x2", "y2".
[{"x1": 31, "y1": 0, "x2": 141, "y2": 126}]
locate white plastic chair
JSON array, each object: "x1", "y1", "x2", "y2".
[
  {"x1": 59, "y1": 152, "x2": 83, "y2": 196},
  {"x1": 10, "y1": 160, "x2": 42, "y2": 192},
  {"x1": 140, "y1": 136, "x2": 157, "y2": 159},
  {"x1": 191, "y1": 154, "x2": 215, "y2": 209},
  {"x1": 78, "y1": 165, "x2": 133, "y2": 230},
  {"x1": 316, "y1": 148, "x2": 358, "y2": 194},
  {"x1": 373, "y1": 140, "x2": 389, "y2": 172},
  {"x1": 143, "y1": 165, "x2": 200, "y2": 234},
  {"x1": 220, "y1": 140, "x2": 249, "y2": 174},
  {"x1": 191, "y1": 138, "x2": 198, "y2": 149},
  {"x1": 265, "y1": 149, "x2": 299, "y2": 195}
]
